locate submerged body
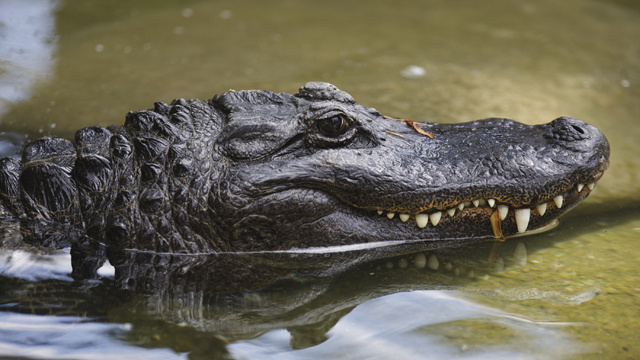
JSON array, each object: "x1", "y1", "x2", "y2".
[{"x1": 0, "y1": 82, "x2": 609, "y2": 256}]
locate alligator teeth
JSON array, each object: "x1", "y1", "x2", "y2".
[
  {"x1": 430, "y1": 211, "x2": 442, "y2": 226},
  {"x1": 378, "y1": 180, "x2": 595, "y2": 233},
  {"x1": 497, "y1": 205, "x2": 509, "y2": 220},
  {"x1": 415, "y1": 213, "x2": 429, "y2": 228},
  {"x1": 515, "y1": 208, "x2": 531, "y2": 233},
  {"x1": 490, "y1": 210, "x2": 504, "y2": 240},
  {"x1": 468, "y1": 199, "x2": 488, "y2": 207},
  {"x1": 536, "y1": 203, "x2": 547, "y2": 216},
  {"x1": 553, "y1": 195, "x2": 563, "y2": 209}
]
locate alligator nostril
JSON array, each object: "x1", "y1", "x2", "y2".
[{"x1": 546, "y1": 117, "x2": 590, "y2": 142}]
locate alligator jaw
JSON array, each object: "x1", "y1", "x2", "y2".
[{"x1": 371, "y1": 179, "x2": 600, "y2": 239}]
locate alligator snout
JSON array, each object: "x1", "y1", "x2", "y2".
[
  {"x1": 545, "y1": 117, "x2": 607, "y2": 166},
  {"x1": 544, "y1": 117, "x2": 610, "y2": 174}
]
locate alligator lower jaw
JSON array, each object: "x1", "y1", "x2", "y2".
[{"x1": 373, "y1": 181, "x2": 598, "y2": 237}]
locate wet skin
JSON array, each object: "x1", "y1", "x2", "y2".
[{"x1": 0, "y1": 82, "x2": 609, "y2": 255}]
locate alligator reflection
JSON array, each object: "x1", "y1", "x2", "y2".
[
  {"x1": 77, "y1": 237, "x2": 522, "y2": 295},
  {"x1": 0, "y1": 237, "x2": 549, "y2": 355},
  {"x1": 91, "y1": 239, "x2": 536, "y2": 346}
]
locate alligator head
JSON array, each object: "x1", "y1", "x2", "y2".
[
  {"x1": 0, "y1": 82, "x2": 609, "y2": 255},
  {"x1": 209, "y1": 82, "x2": 609, "y2": 252}
]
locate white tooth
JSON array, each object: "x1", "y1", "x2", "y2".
[
  {"x1": 515, "y1": 208, "x2": 531, "y2": 233},
  {"x1": 536, "y1": 203, "x2": 547, "y2": 216},
  {"x1": 577, "y1": 184, "x2": 584, "y2": 192},
  {"x1": 430, "y1": 211, "x2": 442, "y2": 226},
  {"x1": 447, "y1": 208, "x2": 456, "y2": 217},
  {"x1": 415, "y1": 214, "x2": 429, "y2": 228},
  {"x1": 487, "y1": 199, "x2": 496, "y2": 208},
  {"x1": 387, "y1": 212, "x2": 395, "y2": 219},
  {"x1": 458, "y1": 203, "x2": 465, "y2": 210},
  {"x1": 497, "y1": 205, "x2": 509, "y2": 220},
  {"x1": 472, "y1": 199, "x2": 480, "y2": 207},
  {"x1": 377, "y1": 210, "x2": 383, "y2": 215},
  {"x1": 588, "y1": 182, "x2": 595, "y2": 190},
  {"x1": 554, "y1": 195, "x2": 563, "y2": 209},
  {"x1": 399, "y1": 213, "x2": 410, "y2": 222}
]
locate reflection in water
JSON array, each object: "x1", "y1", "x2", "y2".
[
  {"x1": 0, "y1": 0, "x2": 57, "y2": 120},
  {"x1": 2, "y1": 234, "x2": 602, "y2": 358}
]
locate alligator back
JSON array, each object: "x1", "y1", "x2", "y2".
[{"x1": 0, "y1": 98, "x2": 224, "y2": 252}]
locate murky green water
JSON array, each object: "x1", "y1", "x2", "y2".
[{"x1": 1, "y1": 0, "x2": 639, "y2": 358}]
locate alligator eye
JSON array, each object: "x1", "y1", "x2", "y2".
[{"x1": 317, "y1": 115, "x2": 349, "y2": 137}]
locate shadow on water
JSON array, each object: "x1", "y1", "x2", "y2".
[{"x1": 1, "y1": 199, "x2": 632, "y2": 358}]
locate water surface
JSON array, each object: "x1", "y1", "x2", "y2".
[{"x1": 1, "y1": 0, "x2": 639, "y2": 359}]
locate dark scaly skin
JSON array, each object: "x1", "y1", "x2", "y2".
[{"x1": 0, "y1": 82, "x2": 609, "y2": 258}]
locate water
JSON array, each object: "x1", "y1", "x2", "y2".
[{"x1": 1, "y1": 0, "x2": 639, "y2": 358}]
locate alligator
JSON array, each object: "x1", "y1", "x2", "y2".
[{"x1": 0, "y1": 82, "x2": 609, "y2": 260}]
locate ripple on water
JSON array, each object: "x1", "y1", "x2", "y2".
[
  {"x1": 0, "y1": 312, "x2": 185, "y2": 359},
  {"x1": 228, "y1": 290, "x2": 593, "y2": 359}
]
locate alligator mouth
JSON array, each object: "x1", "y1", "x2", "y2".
[{"x1": 371, "y1": 180, "x2": 599, "y2": 237}]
